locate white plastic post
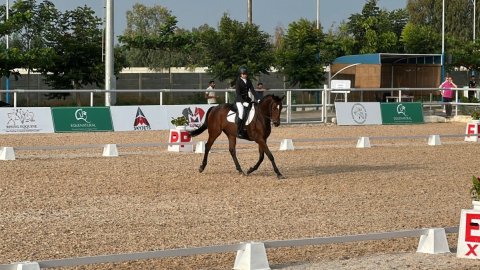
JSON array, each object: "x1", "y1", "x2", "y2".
[
  {"x1": 279, "y1": 139, "x2": 294, "y2": 151},
  {"x1": 102, "y1": 144, "x2": 118, "y2": 157},
  {"x1": 233, "y1": 242, "x2": 270, "y2": 270},
  {"x1": 195, "y1": 141, "x2": 205, "y2": 154},
  {"x1": 11, "y1": 262, "x2": 41, "y2": 270},
  {"x1": 417, "y1": 228, "x2": 450, "y2": 254},
  {"x1": 427, "y1": 135, "x2": 441, "y2": 146},
  {"x1": 0, "y1": 147, "x2": 15, "y2": 160},
  {"x1": 356, "y1": 137, "x2": 371, "y2": 148}
]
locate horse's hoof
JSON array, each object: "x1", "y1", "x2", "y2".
[
  {"x1": 238, "y1": 171, "x2": 246, "y2": 176},
  {"x1": 277, "y1": 174, "x2": 286, "y2": 180},
  {"x1": 199, "y1": 166, "x2": 204, "y2": 173},
  {"x1": 247, "y1": 168, "x2": 254, "y2": 174}
]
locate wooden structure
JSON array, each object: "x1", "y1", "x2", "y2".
[{"x1": 330, "y1": 53, "x2": 442, "y2": 102}]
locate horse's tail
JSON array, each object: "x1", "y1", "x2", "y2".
[{"x1": 188, "y1": 106, "x2": 213, "y2": 137}]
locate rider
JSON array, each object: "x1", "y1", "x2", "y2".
[{"x1": 235, "y1": 66, "x2": 260, "y2": 138}]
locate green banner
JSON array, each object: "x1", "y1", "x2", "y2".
[
  {"x1": 51, "y1": 107, "x2": 113, "y2": 132},
  {"x1": 380, "y1": 102, "x2": 424, "y2": 124}
]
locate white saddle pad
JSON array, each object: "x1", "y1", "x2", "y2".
[{"x1": 227, "y1": 106, "x2": 255, "y2": 125}]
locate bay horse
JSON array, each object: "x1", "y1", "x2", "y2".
[{"x1": 188, "y1": 94, "x2": 285, "y2": 179}]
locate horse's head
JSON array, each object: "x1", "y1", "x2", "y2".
[{"x1": 262, "y1": 94, "x2": 284, "y2": 127}]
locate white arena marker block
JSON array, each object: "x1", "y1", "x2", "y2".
[
  {"x1": 12, "y1": 261, "x2": 41, "y2": 270},
  {"x1": 427, "y1": 135, "x2": 441, "y2": 146},
  {"x1": 356, "y1": 137, "x2": 371, "y2": 148},
  {"x1": 195, "y1": 141, "x2": 205, "y2": 154},
  {"x1": 102, "y1": 144, "x2": 118, "y2": 157},
  {"x1": 279, "y1": 139, "x2": 294, "y2": 151},
  {"x1": 0, "y1": 147, "x2": 15, "y2": 160},
  {"x1": 417, "y1": 228, "x2": 450, "y2": 254},
  {"x1": 233, "y1": 242, "x2": 270, "y2": 270}
]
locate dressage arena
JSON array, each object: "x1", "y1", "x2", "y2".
[{"x1": 2, "y1": 122, "x2": 480, "y2": 269}]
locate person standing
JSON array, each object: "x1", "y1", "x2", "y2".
[
  {"x1": 256, "y1": 82, "x2": 267, "y2": 99},
  {"x1": 235, "y1": 67, "x2": 260, "y2": 138},
  {"x1": 439, "y1": 75, "x2": 457, "y2": 118},
  {"x1": 469, "y1": 75, "x2": 477, "y2": 102},
  {"x1": 205, "y1": 80, "x2": 217, "y2": 104}
]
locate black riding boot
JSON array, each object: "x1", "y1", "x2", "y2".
[
  {"x1": 237, "y1": 109, "x2": 248, "y2": 138},
  {"x1": 237, "y1": 116, "x2": 246, "y2": 138}
]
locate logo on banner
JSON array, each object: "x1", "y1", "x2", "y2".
[
  {"x1": 75, "y1": 109, "x2": 90, "y2": 123},
  {"x1": 351, "y1": 103, "x2": 367, "y2": 124},
  {"x1": 179, "y1": 107, "x2": 205, "y2": 128},
  {"x1": 394, "y1": 104, "x2": 412, "y2": 121},
  {"x1": 133, "y1": 107, "x2": 151, "y2": 131},
  {"x1": 5, "y1": 108, "x2": 39, "y2": 132},
  {"x1": 71, "y1": 109, "x2": 96, "y2": 128}
]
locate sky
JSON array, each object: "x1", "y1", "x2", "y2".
[{"x1": 47, "y1": 0, "x2": 407, "y2": 38}]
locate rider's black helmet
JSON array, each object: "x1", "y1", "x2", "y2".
[{"x1": 239, "y1": 66, "x2": 248, "y2": 74}]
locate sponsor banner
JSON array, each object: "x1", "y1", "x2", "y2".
[
  {"x1": 110, "y1": 105, "x2": 212, "y2": 131},
  {"x1": 166, "y1": 105, "x2": 212, "y2": 130},
  {"x1": 110, "y1": 105, "x2": 168, "y2": 131},
  {"x1": 380, "y1": 102, "x2": 424, "y2": 124},
  {"x1": 0, "y1": 107, "x2": 55, "y2": 134},
  {"x1": 457, "y1": 209, "x2": 480, "y2": 259},
  {"x1": 51, "y1": 107, "x2": 114, "y2": 132},
  {"x1": 335, "y1": 102, "x2": 382, "y2": 125}
]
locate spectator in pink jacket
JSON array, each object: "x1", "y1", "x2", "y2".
[{"x1": 439, "y1": 75, "x2": 457, "y2": 118}]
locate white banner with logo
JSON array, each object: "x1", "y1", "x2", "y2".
[
  {"x1": 110, "y1": 105, "x2": 212, "y2": 131},
  {"x1": 0, "y1": 107, "x2": 55, "y2": 133},
  {"x1": 110, "y1": 105, "x2": 167, "y2": 131},
  {"x1": 166, "y1": 105, "x2": 212, "y2": 129},
  {"x1": 335, "y1": 102, "x2": 382, "y2": 125}
]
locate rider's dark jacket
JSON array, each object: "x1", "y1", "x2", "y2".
[{"x1": 235, "y1": 77, "x2": 259, "y2": 103}]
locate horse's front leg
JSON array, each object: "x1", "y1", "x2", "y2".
[
  {"x1": 247, "y1": 146, "x2": 264, "y2": 175},
  {"x1": 227, "y1": 135, "x2": 244, "y2": 175},
  {"x1": 258, "y1": 141, "x2": 284, "y2": 179}
]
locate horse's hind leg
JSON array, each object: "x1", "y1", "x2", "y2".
[
  {"x1": 247, "y1": 147, "x2": 264, "y2": 175},
  {"x1": 199, "y1": 132, "x2": 220, "y2": 173},
  {"x1": 227, "y1": 135, "x2": 244, "y2": 175}
]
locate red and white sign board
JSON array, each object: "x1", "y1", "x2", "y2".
[
  {"x1": 465, "y1": 121, "x2": 480, "y2": 142},
  {"x1": 457, "y1": 209, "x2": 480, "y2": 259},
  {"x1": 168, "y1": 128, "x2": 193, "y2": 152}
]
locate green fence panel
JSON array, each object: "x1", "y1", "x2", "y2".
[
  {"x1": 51, "y1": 107, "x2": 114, "y2": 132},
  {"x1": 380, "y1": 102, "x2": 424, "y2": 124}
]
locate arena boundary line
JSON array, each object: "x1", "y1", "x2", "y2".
[
  {"x1": 2, "y1": 133, "x2": 478, "y2": 160},
  {"x1": 0, "y1": 226, "x2": 458, "y2": 270}
]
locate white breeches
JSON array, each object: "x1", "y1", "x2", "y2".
[{"x1": 236, "y1": 102, "x2": 249, "y2": 119}]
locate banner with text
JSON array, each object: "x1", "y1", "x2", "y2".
[
  {"x1": 0, "y1": 107, "x2": 54, "y2": 134},
  {"x1": 334, "y1": 102, "x2": 382, "y2": 125},
  {"x1": 380, "y1": 102, "x2": 424, "y2": 124},
  {"x1": 51, "y1": 107, "x2": 113, "y2": 132},
  {"x1": 110, "y1": 105, "x2": 168, "y2": 131}
]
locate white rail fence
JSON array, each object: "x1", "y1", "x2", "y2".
[
  {"x1": 2, "y1": 87, "x2": 480, "y2": 124},
  {"x1": 0, "y1": 226, "x2": 459, "y2": 270}
]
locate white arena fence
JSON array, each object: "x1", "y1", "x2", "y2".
[
  {"x1": 1, "y1": 87, "x2": 479, "y2": 124},
  {"x1": 1, "y1": 132, "x2": 479, "y2": 160},
  {"x1": 0, "y1": 226, "x2": 459, "y2": 270}
]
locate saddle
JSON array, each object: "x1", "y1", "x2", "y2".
[{"x1": 226, "y1": 103, "x2": 255, "y2": 125}]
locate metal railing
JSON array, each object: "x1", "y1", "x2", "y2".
[{"x1": 1, "y1": 87, "x2": 479, "y2": 124}]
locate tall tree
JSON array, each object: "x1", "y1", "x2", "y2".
[
  {"x1": 200, "y1": 14, "x2": 274, "y2": 84},
  {"x1": 119, "y1": 4, "x2": 193, "y2": 69},
  {"x1": 35, "y1": 5, "x2": 126, "y2": 102},
  {"x1": 346, "y1": 0, "x2": 408, "y2": 54},
  {"x1": 275, "y1": 18, "x2": 324, "y2": 88},
  {"x1": 407, "y1": 0, "x2": 474, "y2": 42}
]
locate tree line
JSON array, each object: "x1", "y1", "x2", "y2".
[{"x1": 0, "y1": 0, "x2": 479, "y2": 99}]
